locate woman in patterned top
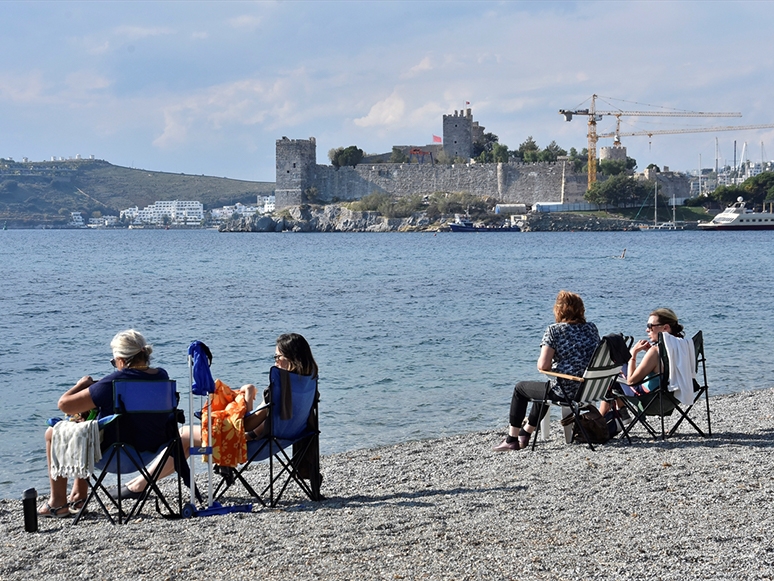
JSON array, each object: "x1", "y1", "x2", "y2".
[{"x1": 493, "y1": 290, "x2": 600, "y2": 451}]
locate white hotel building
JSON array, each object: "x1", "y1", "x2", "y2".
[{"x1": 121, "y1": 200, "x2": 204, "y2": 226}]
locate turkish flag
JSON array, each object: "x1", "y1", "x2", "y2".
[{"x1": 432, "y1": 135, "x2": 442, "y2": 143}]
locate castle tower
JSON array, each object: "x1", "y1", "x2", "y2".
[
  {"x1": 275, "y1": 136, "x2": 317, "y2": 209},
  {"x1": 442, "y1": 108, "x2": 483, "y2": 160}
]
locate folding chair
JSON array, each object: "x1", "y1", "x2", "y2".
[
  {"x1": 615, "y1": 330, "x2": 711, "y2": 441},
  {"x1": 530, "y1": 337, "x2": 625, "y2": 451},
  {"x1": 213, "y1": 366, "x2": 322, "y2": 507},
  {"x1": 73, "y1": 379, "x2": 188, "y2": 524}
]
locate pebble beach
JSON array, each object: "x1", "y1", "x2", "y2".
[{"x1": 2, "y1": 388, "x2": 772, "y2": 581}]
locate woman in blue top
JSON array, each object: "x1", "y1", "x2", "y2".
[
  {"x1": 38, "y1": 329, "x2": 167, "y2": 518},
  {"x1": 493, "y1": 291, "x2": 600, "y2": 451}
]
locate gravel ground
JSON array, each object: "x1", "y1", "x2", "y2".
[{"x1": 2, "y1": 388, "x2": 773, "y2": 581}]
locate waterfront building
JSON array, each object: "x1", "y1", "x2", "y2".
[{"x1": 120, "y1": 201, "x2": 204, "y2": 226}]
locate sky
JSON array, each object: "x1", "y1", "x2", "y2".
[{"x1": 1, "y1": 0, "x2": 774, "y2": 182}]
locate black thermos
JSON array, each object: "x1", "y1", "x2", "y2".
[{"x1": 22, "y1": 488, "x2": 37, "y2": 532}]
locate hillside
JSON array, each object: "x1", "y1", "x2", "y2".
[{"x1": 0, "y1": 158, "x2": 275, "y2": 227}]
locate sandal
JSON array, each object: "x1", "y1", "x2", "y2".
[
  {"x1": 38, "y1": 501, "x2": 71, "y2": 519},
  {"x1": 68, "y1": 498, "x2": 87, "y2": 515}
]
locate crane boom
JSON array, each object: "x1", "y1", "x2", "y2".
[
  {"x1": 560, "y1": 94, "x2": 743, "y2": 188},
  {"x1": 598, "y1": 123, "x2": 774, "y2": 139}
]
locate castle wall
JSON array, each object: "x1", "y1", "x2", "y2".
[
  {"x1": 305, "y1": 160, "x2": 587, "y2": 206},
  {"x1": 274, "y1": 135, "x2": 589, "y2": 210}
]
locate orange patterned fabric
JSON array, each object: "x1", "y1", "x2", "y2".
[{"x1": 201, "y1": 379, "x2": 247, "y2": 467}]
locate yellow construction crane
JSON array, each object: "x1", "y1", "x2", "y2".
[
  {"x1": 559, "y1": 94, "x2": 742, "y2": 188},
  {"x1": 600, "y1": 123, "x2": 774, "y2": 142}
]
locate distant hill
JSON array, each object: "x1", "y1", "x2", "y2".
[{"x1": 0, "y1": 158, "x2": 275, "y2": 227}]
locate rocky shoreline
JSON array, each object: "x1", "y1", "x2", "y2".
[
  {"x1": 218, "y1": 204, "x2": 642, "y2": 233},
  {"x1": 2, "y1": 388, "x2": 772, "y2": 580}
]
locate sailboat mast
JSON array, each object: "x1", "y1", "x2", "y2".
[{"x1": 654, "y1": 181, "x2": 658, "y2": 227}]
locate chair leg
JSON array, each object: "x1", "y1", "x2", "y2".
[{"x1": 561, "y1": 406, "x2": 574, "y2": 444}]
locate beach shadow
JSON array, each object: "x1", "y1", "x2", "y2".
[
  {"x1": 611, "y1": 428, "x2": 774, "y2": 449},
  {"x1": 315, "y1": 483, "x2": 528, "y2": 510}
]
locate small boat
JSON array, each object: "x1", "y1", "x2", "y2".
[
  {"x1": 698, "y1": 197, "x2": 774, "y2": 230},
  {"x1": 639, "y1": 183, "x2": 684, "y2": 230},
  {"x1": 448, "y1": 214, "x2": 521, "y2": 232}
]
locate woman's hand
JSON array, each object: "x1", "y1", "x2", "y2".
[
  {"x1": 631, "y1": 339, "x2": 651, "y2": 356},
  {"x1": 74, "y1": 376, "x2": 96, "y2": 391},
  {"x1": 58, "y1": 376, "x2": 97, "y2": 415}
]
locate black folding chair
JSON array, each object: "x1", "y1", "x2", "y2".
[
  {"x1": 614, "y1": 331, "x2": 711, "y2": 441},
  {"x1": 530, "y1": 337, "x2": 625, "y2": 451}
]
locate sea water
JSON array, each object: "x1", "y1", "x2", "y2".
[{"x1": 1, "y1": 228, "x2": 772, "y2": 499}]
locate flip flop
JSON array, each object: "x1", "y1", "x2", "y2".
[
  {"x1": 38, "y1": 501, "x2": 71, "y2": 519},
  {"x1": 68, "y1": 498, "x2": 87, "y2": 515}
]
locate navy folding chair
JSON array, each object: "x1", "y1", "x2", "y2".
[
  {"x1": 213, "y1": 366, "x2": 321, "y2": 507},
  {"x1": 74, "y1": 379, "x2": 188, "y2": 524}
]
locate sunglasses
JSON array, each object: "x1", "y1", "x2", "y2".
[{"x1": 646, "y1": 323, "x2": 665, "y2": 331}]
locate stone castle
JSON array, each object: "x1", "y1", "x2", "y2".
[{"x1": 275, "y1": 108, "x2": 688, "y2": 209}]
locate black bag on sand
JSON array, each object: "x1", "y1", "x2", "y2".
[{"x1": 561, "y1": 405, "x2": 611, "y2": 444}]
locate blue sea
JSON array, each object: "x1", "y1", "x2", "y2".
[{"x1": 1, "y1": 228, "x2": 772, "y2": 499}]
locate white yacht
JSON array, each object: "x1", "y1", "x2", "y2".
[{"x1": 698, "y1": 197, "x2": 774, "y2": 231}]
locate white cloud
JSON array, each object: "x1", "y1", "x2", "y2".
[
  {"x1": 65, "y1": 71, "x2": 112, "y2": 93},
  {"x1": 354, "y1": 92, "x2": 406, "y2": 128},
  {"x1": 403, "y1": 57, "x2": 433, "y2": 79},
  {"x1": 229, "y1": 15, "x2": 262, "y2": 30},
  {"x1": 114, "y1": 25, "x2": 174, "y2": 40},
  {"x1": 0, "y1": 72, "x2": 47, "y2": 103}
]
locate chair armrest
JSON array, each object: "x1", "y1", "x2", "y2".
[
  {"x1": 246, "y1": 401, "x2": 270, "y2": 417},
  {"x1": 539, "y1": 370, "x2": 585, "y2": 383}
]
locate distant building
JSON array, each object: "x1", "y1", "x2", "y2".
[
  {"x1": 261, "y1": 195, "x2": 276, "y2": 213},
  {"x1": 69, "y1": 212, "x2": 85, "y2": 227},
  {"x1": 210, "y1": 202, "x2": 259, "y2": 223},
  {"x1": 121, "y1": 200, "x2": 204, "y2": 226}
]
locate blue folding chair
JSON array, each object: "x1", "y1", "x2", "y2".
[
  {"x1": 73, "y1": 379, "x2": 188, "y2": 524},
  {"x1": 213, "y1": 366, "x2": 321, "y2": 507}
]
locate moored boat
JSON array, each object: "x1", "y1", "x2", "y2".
[
  {"x1": 698, "y1": 197, "x2": 774, "y2": 230},
  {"x1": 448, "y1": 214, "x2": 521, "y2": 232}
]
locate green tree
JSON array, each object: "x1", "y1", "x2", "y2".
[
  {"x1": 599, "y1": 159, "x2": 628, "y2": 176},
  {"x1": 330, "y1": 145, "x2": 364, "y2": 168},
  {"x1": 328, "y1": 147, "x2": 344, "y2": 168},
  {"x1": 585, "y1": 175, "x2": 650, "y2": 207},
  {"x1": 472, "y1": 132, "x2": 500, "y2": 160},
  {"x1": 516, "y1": 136, "x2": 540, "y2": 162},
  {"x1": 492, "y1": 142, "x2": 510, "y2": 163},
  {"x1": 389, "y1": 147, "x2": 408, "y2": 164},
  {"x1": 567, "y1": 147, "x2": 586, "y2": 173},
  {"x1": 537, "y1": 141, "x2": 567, "y2": 162}
]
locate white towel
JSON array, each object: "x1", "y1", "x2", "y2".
[
  {"x1": 661, "y1": 334, "x2": 696, "y2": 406},
  {"x1": 50, "y1": 419, "x2": 102, "y2": 480}
]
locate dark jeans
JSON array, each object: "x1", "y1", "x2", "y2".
[{"x1": 509, "y1": 380, "x2": 551, "y2": 429}]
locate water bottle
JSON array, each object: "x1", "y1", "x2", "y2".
[{"x1": 22, "y1": 488, "x2": 38, "y2": 532}]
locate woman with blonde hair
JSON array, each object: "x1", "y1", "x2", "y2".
[
  {"x1": 38, "y1": 329, "x2": 167, "y2": 517},
  {"x1": 493, "y1": 291, "x2": 600, "y2": 451}
]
